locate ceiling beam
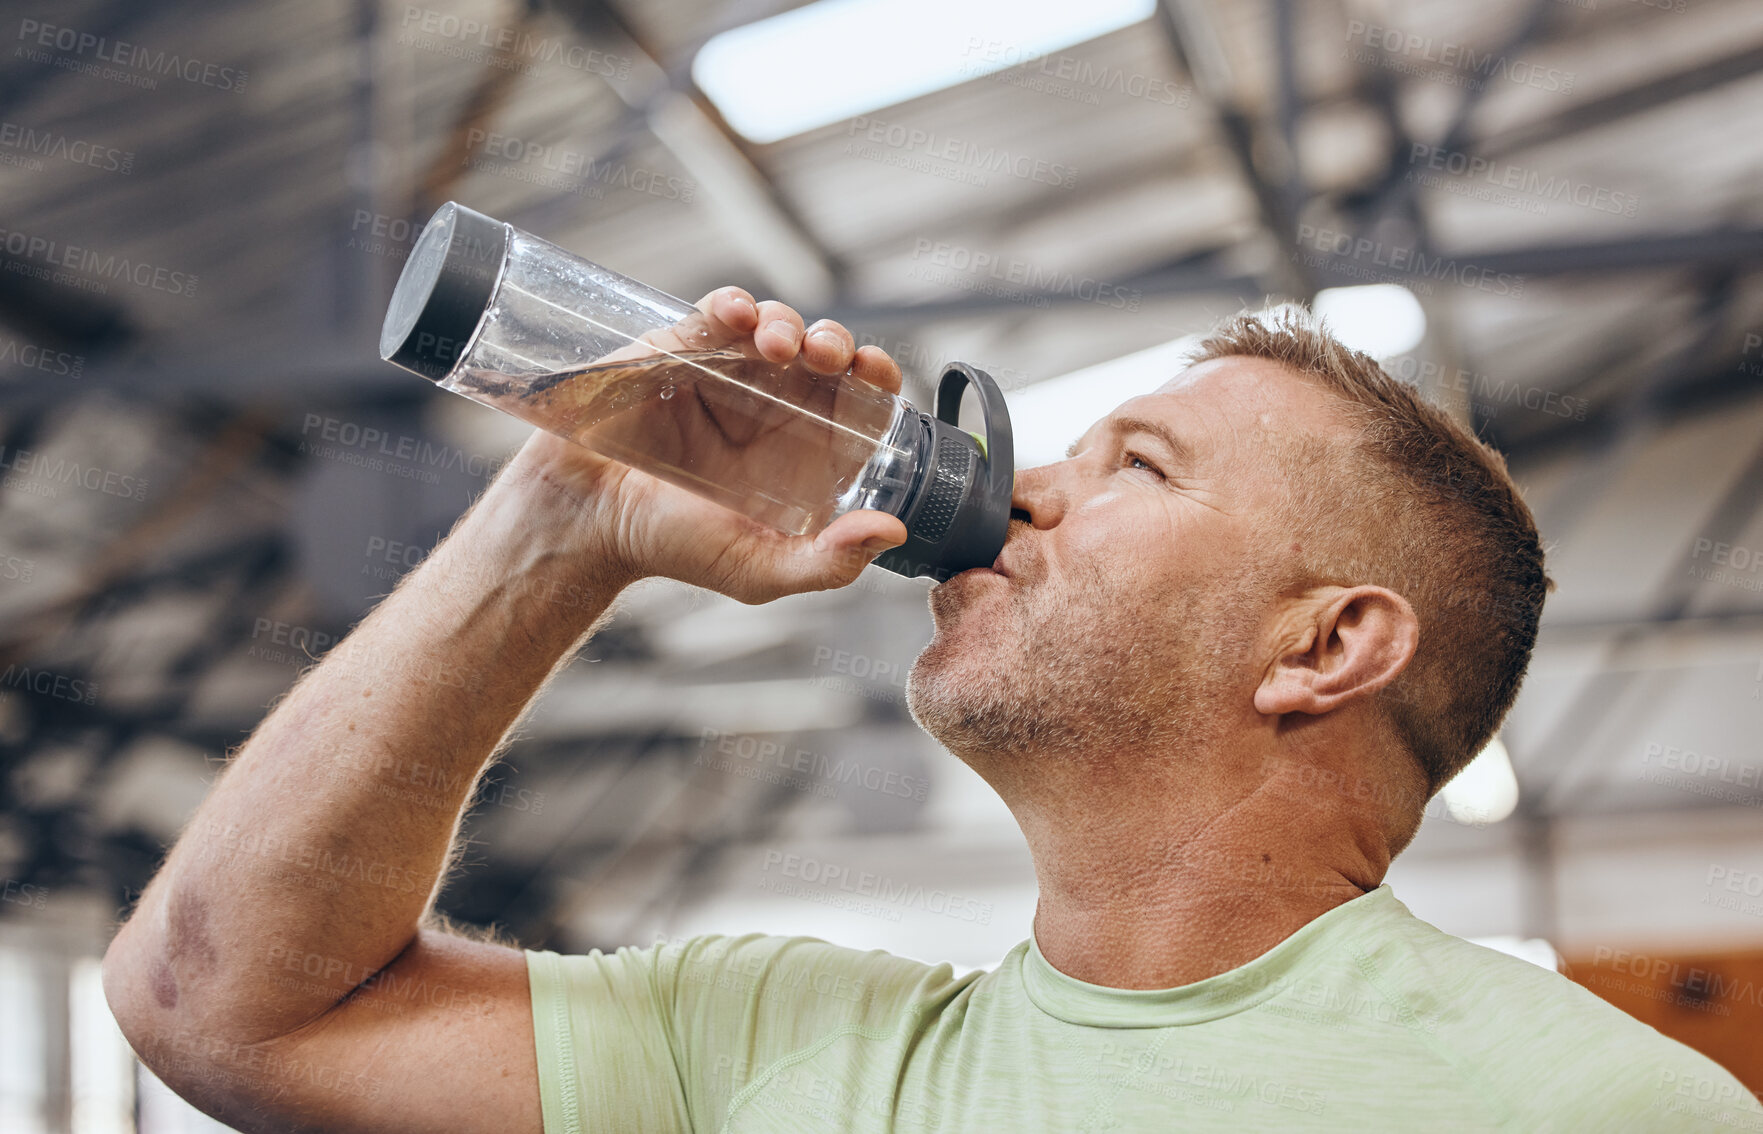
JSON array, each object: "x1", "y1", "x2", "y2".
[
  {"x1": 1357, "y1": 0, "x2": 1558, "y2": 229},
  {"x1": 1478, "y1": 40, "x2": 1763, "y2": 162},
  {"x1": 552, "y1": 0, "x2": 843, "y2": 307},
  {"x1": 822, "y1": 253, "x2": 1261, "y2": 326},
  {"x1": 1464, "y1": 229, "x2": 1763, "y2": 277},
  {"x1": 1156, "y1": 0, "x2": 1315, "y2": 295}
]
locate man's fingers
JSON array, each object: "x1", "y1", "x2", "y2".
[
  {"x1": 698, "y1": 286, "x2": 759, "y2": 336},
  {"x1": 754, "y1": 300, "x2": 805, "y2": 362},
  {"x1": 691, "y1": 289, "x2": 902, "y2": 394},
  {"x1": 801, "y1": 319, "x2": 856, "y2": 375},
  {"x1": 715, "y1": 511, "x2": 908, "y2": 602},
  {"x1": 812, "y1": 508, "x2": 907, "y2": 555},
  {"x1": 852, "y1": 345, "x2": 904, "y2": 395},
  {"x1": 776, "y1": 511, "x2": 907, "y2": 596}
]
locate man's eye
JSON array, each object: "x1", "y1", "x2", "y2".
[{"x1": 1125, "y1": 453, "x2": 1164, "y2": 478}]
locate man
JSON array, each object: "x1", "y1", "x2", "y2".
[{"x1": 103, "y1": 288, "x2": 1758, "y2": 1131}]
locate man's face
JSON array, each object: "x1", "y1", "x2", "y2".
[{"x1": 906, "y1": 356, "x2": 1342, "y2": 771}]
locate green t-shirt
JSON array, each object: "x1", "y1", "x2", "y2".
[{"x1": 525, "y1": 884, "x2": 1760, "y2": 1131}]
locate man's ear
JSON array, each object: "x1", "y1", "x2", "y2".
[{"x1": 1254, "y1": 587, "x2": 1419, "y2": 716}]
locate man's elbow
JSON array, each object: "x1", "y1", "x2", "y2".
[
  {"x1": 104, "y1": 881, "x2": 248, "y2": 1037},
  {"x1": 102, "y1": 919, "x2": 177, "y2": 1073},
  {"x1": 103, "y1": 914, "x2": 221, "y2": 1063},
  {"x1": 102, "y1": 921, "x2": 250, "y2": 1120}
]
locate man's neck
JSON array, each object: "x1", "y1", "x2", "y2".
[{"x1": 1013, "y1": 765, "x2": 1392, "y2": 990}]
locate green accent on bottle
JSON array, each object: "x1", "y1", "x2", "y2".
[{"x1": 966, "y1": 429, "x2": 987, "y2": 461}]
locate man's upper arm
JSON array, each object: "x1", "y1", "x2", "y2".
[
  {"x1": 182, "y1": 930, "x2": 911, "y2": 1134},
  {"x1": 1573, "y1": 1043, "x2": 1763, "y2": 1132},
  {"x1": 1436, "y1": 952, "x2": 1763, "y2": 1132},
  {"x1": 158, "y1": 929, "x2": 542, "y2": 1134},
  {"x1": 527, "y1": 933, "x2": 962, "y2": 1132}
]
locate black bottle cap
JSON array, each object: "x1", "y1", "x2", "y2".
[
  {"x1": 379, "y1": 202, "x2": 509, "y2": 381},
  {"x1": 872, "y1": 364, "x2": 1016, "y2": 583}
]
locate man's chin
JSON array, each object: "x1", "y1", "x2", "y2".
[
  {"x1": 903, "y1": 668, "x2": 964, "y2": 750},
  {"x1": 906, "y1": 633, "x2": 999, "y2": 734},
  {"x1": 927, "y1": 570, "x2": 1004, "y2": 627}
]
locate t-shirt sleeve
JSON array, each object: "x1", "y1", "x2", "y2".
[
  {"x1": 1595, "y1": 1048, "x2": 1763, "y2": 1131},
  {"x1": 1544, "y1": 1018, "x2": 1763, "y2": 1133},
  {"x1": 1403, "y1": 939, "x2": 1762, "y2": 1131},
  {"x1": 525, "y1": 933, "x2": 952, "y2": 1134},
  {"x1": 526, "y1": 943, "x2": 690, "y2": 1133}
]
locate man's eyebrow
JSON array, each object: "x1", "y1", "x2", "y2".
[{"x1": 1064, "y1": 416, "x2": 1191, "y2": 462}]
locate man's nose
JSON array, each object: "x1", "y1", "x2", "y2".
[{"x1": 1009, "y1": 462, "x2": 1067, "y2": 530}]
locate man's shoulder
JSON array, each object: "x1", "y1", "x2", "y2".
[
  {"x1": 618, "y1": 932, "x2": 994, "y2": 1021},
  {"x1": 1375, "y1": 908, "x2": 1663, "y2": 1037},
  {"x1": 1365, "y1": 899, "x2": 1761, "y2": 1128},
  {"x1": 660, "y1": 930, "x2": 950, "y2": 978}
]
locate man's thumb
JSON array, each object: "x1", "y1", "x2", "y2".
[{"x1": 803, "y1": 513, "x2": 907, "y2": 588}]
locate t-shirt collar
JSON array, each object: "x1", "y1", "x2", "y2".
[{"x1": 1020, "y1": 883, "x2": 1397, "y2": 1028}]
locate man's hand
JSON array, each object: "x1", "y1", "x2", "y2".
[{"x1": 501, "y1": 286, "x2": 910, "y2": 604}]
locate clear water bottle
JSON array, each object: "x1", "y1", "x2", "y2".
[{"x1": 378, "y1": 201, "x2": 1014, "y2": 582}]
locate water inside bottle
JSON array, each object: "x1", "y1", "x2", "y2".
[{"x1": 453, "y1": 346, "x2": 903, "y2": 534}]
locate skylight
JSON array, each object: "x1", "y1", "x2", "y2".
[{"x1": 693, "y1": 0, "x2": 1157, "y2": 144}]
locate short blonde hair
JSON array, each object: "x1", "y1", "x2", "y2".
[{"x1": 1188, "y1": 303, "x2": 1553, "y2": 796}]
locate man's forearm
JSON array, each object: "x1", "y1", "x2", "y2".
[{"x1": 104, "y1": 453, "x2": 633, "y2": 1045}]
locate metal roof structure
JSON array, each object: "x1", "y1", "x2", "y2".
[{"x1": 1, "y1": 0, "x2": 1761, "y2": 973}]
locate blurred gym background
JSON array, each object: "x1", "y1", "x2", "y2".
[{"x1": 2, "y1": 0, "x2": 1762, "y2": 1128}]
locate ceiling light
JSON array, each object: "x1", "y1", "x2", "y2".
[
  {"x1": 1312, "y1": 283, "x2": 1426, "y2": 359},
  {"x1": 693, "y1": 0, "x2": 1157, "y2": 144},
  {"x1": 1441, "y1": 735, "x2": 1520, "y2": 826}
]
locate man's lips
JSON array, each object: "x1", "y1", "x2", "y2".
[
  {"x1": 956, "y1": 556, "x2": 1009, "y2": 581},
  {"x1": 944, "y1": 562, "x2": 1004, "y2": 587},
  {"x1": 939, "y1": 551, "x2": 1015, "y2": 588}
]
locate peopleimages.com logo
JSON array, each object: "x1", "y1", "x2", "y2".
[
  {"x1": 0, "y1": 227, "x2": 197, "y2": 298},
  {"x1": 397, "y1": 6, "x2": 632, "y2": 80},
  {"x1": 759, "y1": 850, "x2": 993, "y2": 925},
  {"x1": 0, "y1": 333, "x2": 83, "y2": 379},
  {"x1": 845, "y1": 115, "x2": 1079, "y2": 190},
  {"x1": 0, "y1": 664, "x2": 97, "y2": 705},
  {"x1": 0, "y1": 121, "x2": 133, "y2": 175},
  {"x1": 1293, "y1": 225, "x2": 1524, "y2": 297},
  {"x1": 1341, "y1": 20, "x2": 1575, "y2": 95},
  {"x1": 0, "y1": 444, "x2": 148, "y2": 502},
  {"x1": 14, "y1": 19, "x2": 248, "y2": 93}
]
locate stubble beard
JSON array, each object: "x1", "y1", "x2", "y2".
[{"x1": 906, "y1": 558, "x2": 1259, "y2": 779}]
